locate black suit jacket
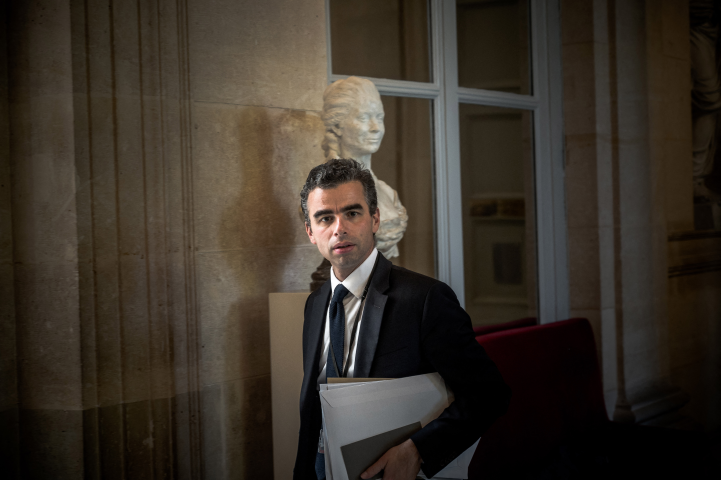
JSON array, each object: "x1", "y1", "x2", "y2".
[{"x1": 293, "y1": 253, "x2": 510, "y2": 479}]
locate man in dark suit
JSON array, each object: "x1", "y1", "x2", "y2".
[{"x1": 295, "y1": 159, "x2": 510, "y2": 480}]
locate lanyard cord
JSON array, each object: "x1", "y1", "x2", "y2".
[{"x1": 328, "y1": 256, "x2": 379, "y2": 379}]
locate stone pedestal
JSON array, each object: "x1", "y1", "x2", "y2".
[{"x1": 269, "y1": 292, "x2": 309, "y2": 480}]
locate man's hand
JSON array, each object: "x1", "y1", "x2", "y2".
[{"x1": 361, "y1": 439, "x2": 422, "y2": 480}]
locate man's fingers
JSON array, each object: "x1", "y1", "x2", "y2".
[{"x1": 360, "y1": 452, "x2": 388, "y2": 479}]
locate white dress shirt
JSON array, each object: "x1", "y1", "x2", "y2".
[{"x1": 317, "y1": 248, "x2": 378, "y2": 385}]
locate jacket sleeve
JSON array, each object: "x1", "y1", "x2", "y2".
[{"x1": 409, "y1": 282, "x2": 511, "y2": 478}]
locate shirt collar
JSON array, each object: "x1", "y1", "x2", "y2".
[{"x1": 330, "y1": 248, "x2": 378, "y2": 300}]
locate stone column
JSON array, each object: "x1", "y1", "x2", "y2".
[
  {"x1": 561, "y1": 0, "x2": 616, "y2": 413},
  {"x1": 4, "y1": 0, "x2": 328, "y2": 477},
  {"x1": 611, "y1": 0, "x2": 688, "y2": 424},
  {"x1": 0, "y1": 2, "x2": 19, "y2": 477},
  {"x1": 8, "y1": 0, "x2": 85, "y2": 477},
  {"x1": 563, "y1": 0, "x2": 690, "y2": 426}
]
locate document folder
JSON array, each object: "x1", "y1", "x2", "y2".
[
  {"x1": 340, "y1": 422, "x2": 422, "y2": 480},
  {"x1": 319, "y1": 373, "x2": 479, "y2": 480}
]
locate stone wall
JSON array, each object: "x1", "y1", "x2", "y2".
[
  {"x1": 3, "y1": 0, "x2": 326, "y2": 478},
  {"x1": 562, "y1": 0, "x2": 721, "y2": 430},
  {"x1": 0, "y1": 0, "x2": 19, "y2": 477}
]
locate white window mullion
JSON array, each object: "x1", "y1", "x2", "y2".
[
  {"x1": 428, "y1": 0, "x2": 445, "y2": 287},
  {"x1": 457, "y1": 87, "x2": 539, "y2": 110},
  {"x1": 437, "y1": 0, "x2": 466, "y2": 303},
  {"x1": 328, "y1": 74, "x2": 440, "y2": 99},
  {"x1": 546, "y1": 0, "x2": 571, "y2": 320},
  {"x1": 323, "y1": 0, "x2": 568, "y2": 320},
  {"x1": 325, "y1": 0, "x2": 333, "y2": 83},
  {"x1": 531, "y1": 0, "x2": 569, "y2": 323},
  {"x1": 546, "y1": 0, "x2": 570, "y2": 322}
]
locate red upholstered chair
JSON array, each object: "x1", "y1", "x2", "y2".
[
  {"x1": 468, "y1": 318, "x2": 710, "y2": 479},
  {"x1": 472, "y1": 317, "x2": 537, "y2": 337},
  {"x1": 469, "y1": 318, "x2": 608, "y2": 478}
]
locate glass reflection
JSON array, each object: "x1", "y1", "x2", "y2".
[
  {"x1": 329, "y1": 0, "x2": 432, "y2": 83},
  {"x1": 372, "y1": 96, "x2": 435, "y2": 278},
  {"x1": 459, "y1": 103, "x2": 537, "y2": 326},
  {"x1": 456, "y1": 0, "x2": 531, "y2": 94}
]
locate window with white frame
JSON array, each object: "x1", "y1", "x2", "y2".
[{"x1": 326, "y1": 0, "x2": 568, "y2": 325}]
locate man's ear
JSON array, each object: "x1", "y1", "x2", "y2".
[
  {"x1": 305, "y1": 222, "x2": 317, "y2": 245},
  {"x1": 371, "y1": 208, "x2": 380, "y2": 234}
]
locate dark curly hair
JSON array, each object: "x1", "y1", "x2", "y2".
[{"x1": 300, "y1": 158, "x2": 378, "y2": 227}]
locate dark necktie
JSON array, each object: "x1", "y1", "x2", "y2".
[
  {"x1": 327, "y1": 284, "x2": 350, "y2": 378},
  {"x1": 317, "y1": 284, "x2": 350, "y2": 480}
]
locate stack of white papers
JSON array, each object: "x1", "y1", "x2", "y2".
[{"x1": 319, "y1": 373, "x2": 479, "y2": 480}]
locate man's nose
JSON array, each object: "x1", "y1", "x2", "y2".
[{"x1": 333, "y1": 216, "x2": 347, "y2": 235}]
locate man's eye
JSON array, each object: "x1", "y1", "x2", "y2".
[
  {"x1": 348, "y1": 211, "x2": 360, "y2": 217},
  {"x1": 319, "y1": 216, "x2": 331, "y2": 223}
]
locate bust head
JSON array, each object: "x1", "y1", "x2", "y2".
[{"x1": 321, "y1": 77, "x2": 385, "y2": 165}]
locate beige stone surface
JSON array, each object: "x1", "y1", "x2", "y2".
[
  {"x1": 8, "y1": 2, "x2": 74, "y2": 98},
  {"x1": 19, "y1": 409, "x2": 84, "y2": 479},
  {"x1": 9, "y1": 0, "x2": 83, "y2": 412},
  {"x1": 667, "y1": 236, "x2": 721, "y2": 427},
  {"x1": 561, "y1": 0, "x2": 609, "y2": 409},
  {"x1": 600, "y1": 306, "x2": 619, "y2": 403},
  {"x1": 0, "y1": 0, "x2": 16, "y2": 414},
  {"x1": 184, "y1": 0, "x2": 327, "y2": 474},
  {"x1": 189, "y1": 0, "x2": 327, "y2": 111},
  {"x1": 191, "y1": 99, "x2": 325, "y2": 391},
  {"x1": 662, "y1": 140, "x2": 695, "y2": 232},
  {"x1": 597, "y1": 225, "x2": 615, "y2": 308},
  {"x1": 595, "y1": 144, "x2": 615, "y2": 228},
  {"x1": 225, "y1": 375, "x2": 274, "y2": 478},
  {"x1": 192, "y1": 102, "x2": 324, "y2": 252},
  {"x1": 567, "y1": 226, "x2": 601, "y2": 310},
  {"x1": 658, "y1": 57, "x2": 692, "y2": 141},
  {"x1": 654, "y1": 54, "x2": 693, "y2": 231},
  {"x1": 562, "y1": 43, "x2": 598, "y2": 137},
  {"x1": 9, "y1": 99, "x2": 78, "y2": 263},
  {"x1": 560, "y1": 0, "x2": 594, "y2": 46},
  {"x1": 14, "y1": 262, "x2": 82, "y2": 411},
  {"x1": 568, "y1": 306, "x2": 603, "y2": 345},
  {"x1": 0, "y1": 263, "x2": 16, "y2": 409},
  {"x1": 201, "y1": 382, "x2": 225, "y2": 480},
  {"x1": 0, "y1": 406, "x2": 19, "y2": 479},
  {"x1": 559, "y1": 0, "x2": 720, "y2": 428},
  {"x1": 6, "y1": 0, "x2": 328, "y2": 475},
  {"x1": 196, "y1": 245, "x2": 319, "y2": 386},
  {"x1": 201, "y1": 375, "x2": 274, "y2": 479},
  {"x1": 660, "y1": 0, "x2": 689, "y2": 61},
  {"x1": 269, "y1": 292, "x2": 308, "y2": 480},
  {"x1": 565, "y1": 139, "x2": 600, "y2": 228}
]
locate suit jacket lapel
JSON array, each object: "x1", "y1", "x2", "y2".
[
  {"x1": 354, "y1": 254, "x2": 391, "y2": 378},
  {"x1": 304, "y1": 282, "x2": 330, "y2": 387}
]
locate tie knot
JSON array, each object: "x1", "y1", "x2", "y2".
[{"x1": 331, "y1": 284, "x2": 350, "y2": 304}]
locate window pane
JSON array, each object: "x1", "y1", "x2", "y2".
[
  {"x1": 329, "y1": 0, "x2": 432, "y2": 83},
  {"x1": 456, "y1": 0, "x2": 531, "y2": 94},
  {"x1": 459, "y1": 103, "x2": 537, "y2": 326},
  {"x1": 372, "y1": 96, "x2": 435, "y2": 278}
]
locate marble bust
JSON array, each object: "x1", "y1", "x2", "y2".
[{"x1": 321, "y1": 76, "x2": 408, "y2": 258}]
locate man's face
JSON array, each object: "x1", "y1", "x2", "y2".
[
  {"x1": 305, "y1": 181, "x2": 380, "y2": 281},
  {"x1": 336, "y1": 93, "x2": 385, "y2": 158}
]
